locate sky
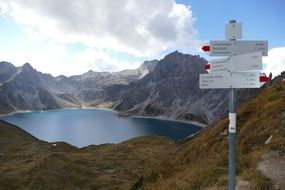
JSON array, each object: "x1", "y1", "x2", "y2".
[{"x1": 0, "y1": 0, "x2": 284, "y2": 77}]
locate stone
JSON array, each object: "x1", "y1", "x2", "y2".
[{"x1": 265, "y1": 135, "x2": 273, "y2": 144}]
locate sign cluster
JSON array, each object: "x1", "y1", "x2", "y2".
[
  {"x1": 199, "y1": 20, "x2": 268, "y2": 190},
  {"x1": 200, "y1": 22, "x2": 268, "y2": 89}
]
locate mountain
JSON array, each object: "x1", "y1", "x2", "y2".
[
  {"x1": 0, "y1": 80, "x2": 284, "y2": 189},
  {"x1": 111, "y1": 51, "x2": 228, "y2": 123},
  {"x1": 0, "y1": 62, "x2": 81, "y2": 113},
  {"x1": 0, "y1": 60, "x2": 157, "y2": 114},
  {"x1": 70, "y1": 60, "x2": 158, "y2": 105},
  {"x1": 0, "y1": 61, "x2": 18, "y2": 82}
]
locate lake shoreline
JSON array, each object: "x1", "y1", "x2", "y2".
[
  {"x1": 0, "y1": 106, "x2": 117, "y2": 117},
  {"x1": 129, "y1": 115, "x2": 207, "y2": 128},
  {"x1": 0, "y1": 107, "x2": 207, "y2": 128}
]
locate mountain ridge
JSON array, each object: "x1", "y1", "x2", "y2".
[
  {"x1": 1, "y1": 51, "x2": 284, "y2": 124},
  {"x1": 0, "y1": 59, "x2": 158, "y2": 113}
]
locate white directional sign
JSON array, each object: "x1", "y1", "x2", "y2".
[
  {"x1": 210, "y1": 58, "x2": 230, "y2": 73},
  {"x1": 202, "y1": 40, "x2": 268, "y2": 56},
  {"x1": 209, "y1": 52, "x2": 262, "y2": 73},
  {"x1": 199, "y1": 72, "x2": 262, "y2": 89},
  {"x1": 231, "y1": 52, "x2": 262, "y2": 71}
]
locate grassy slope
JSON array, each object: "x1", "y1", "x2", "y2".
[
  {"x1": 0, "y1": 82, "x2": 284, "y2": 190},
  {"x1": 143, "y1": 82, "x2": 285, "y2": 189},
  {"x1": 0, "y1": 120, "x2": 178, "y2": 190}
]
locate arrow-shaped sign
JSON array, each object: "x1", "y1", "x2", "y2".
[
  {"x1": 199, "y1": 72, "x2": 268, "y2": 89},
  {"x1": 204, "y1": 63, "x2": 211, "y2": 73},
  {"x1": 202, "y1": 40, "x2": 268, "y2": 56},
  {"x1": 202, "y1": 45, "x2": 210, "y2": 52},
  {"x1": 260, "y1": 73, "x2": 269, "y2": 86},
  {"x1": 206, "y1": 52, "x2": 263, "y2": 73}
]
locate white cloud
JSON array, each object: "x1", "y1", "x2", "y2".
[
  {"x1": 263, "y1": 47, "x2": 285, "y2": 78},
  {"x1": 1, "y1": 0, "x2": 200, "y2": 57},
  {"x1": 75, "y1": 48, "x2": 141, "y2": 72},
  {"x1": 0, "y1": 0, "x2": 9, "y2": 16},
  {"x1": 0, "y1": 39, "x2": 141, "y2": 76}
]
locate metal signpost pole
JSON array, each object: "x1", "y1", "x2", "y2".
[
  {"x1": 229, "y1": 88, "x2": 236, "y2": 190},
  {"x1": 228, "y1": 19, "x2": 237, "y2": 190}
]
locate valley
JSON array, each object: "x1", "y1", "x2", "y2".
[{"x1": 0, "y1": 81, "x2": 284, "y2": 189}]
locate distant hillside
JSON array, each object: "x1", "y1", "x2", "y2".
[{"x1": 0, "y1": 81, "x2": 284, "y2": 189}]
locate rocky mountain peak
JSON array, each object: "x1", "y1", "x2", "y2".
[
  {"x1": 0, "y1": 61, "x2": 12, "y2": 67},
  {"x1": 86, "y1": 70, "x2": 94, "y2": 74},
  {"x1": 137, "y1": 60, "x2": 159, "y2": 76},
  {"x1": 163, "y1": 50, "x2": 186, "y2": 60},
  {"x1": 0, "y1": 61, "x2": 15, "y2": 71},
  {"x1": 140, "y1": 60, "x2": 158, "y2": 68},
  {"x1": 160, "y1": 51, "x2": 197, "y2": 68},
  {"x1": 21, "y1": 63, "x2": 33, "y2": 71},
  {"x1": 56, "y1": 75, "x2": 69, "y2": 81},
  {"x1": 0, "y1": 62, "x2": 17, "y2": 82},
  {"x1": 147, "y1": 51, "x2": 200, "y2": 83}
]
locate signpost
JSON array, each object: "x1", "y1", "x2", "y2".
[
  {"x1": 199, "y1": 20, "x2": 268, "y2": 190},
  {"x1": 200, "y1": 71, "x2": 264, "y2": 89},
  {"x1": 202, "y1": 40, "x2": 268, "y2": 56},
  {"x1": 206, "y1": 52, "x2": 262, "y2": 73},
  {"x1": 208, "y1": 58, "x2": 229, "y2": 73},
  {"x1": 230, "y1": 52, "x2": 262, "y2": 71}
]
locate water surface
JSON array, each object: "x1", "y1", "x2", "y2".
[{"x1": 0, "y1": 109, "x2": 201, "y2": 147}]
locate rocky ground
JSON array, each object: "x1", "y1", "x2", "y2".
[{"x1": 257, "y1": 151, "x2": 285, "y2": 189}]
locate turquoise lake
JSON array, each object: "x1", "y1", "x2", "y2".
[{"x1": 0, "y1": 109, "x2": 202, "y2": 147}]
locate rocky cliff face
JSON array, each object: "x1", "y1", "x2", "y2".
[
  {"x1": 70, "y1": 60, "x2": 158, "y2": 104},
  {"x1": 112, "y1": 51, "x2": 228, "y2": 123}
]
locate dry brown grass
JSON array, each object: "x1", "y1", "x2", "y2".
[
  {"x1": 0, "y1": 121, "x2": 178, "y2": 190},
  {"x1": 143, "y1": 82, "x2": 285, "y2": 190}
]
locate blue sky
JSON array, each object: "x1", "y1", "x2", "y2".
[
  {"x1": 0, "y1": 0, "x2": 284, "y2": 77},
  {"x1": 181, "y1": 0, "x2": 285, "y2": 48}
]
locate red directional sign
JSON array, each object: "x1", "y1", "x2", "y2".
[
  {"x1": 202, "y1": 45, "x2": 210, "y2": 52},
  {"x1": 259, "y1": 73, "x2": 269, "y2": 84},
  {"x1": 204, "y1": 63, "x2": 210, "y2": 73}
]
